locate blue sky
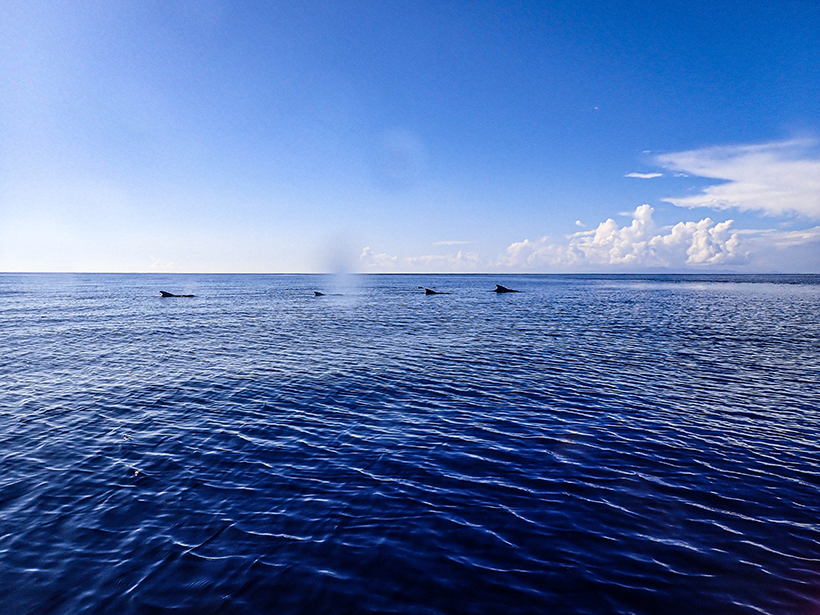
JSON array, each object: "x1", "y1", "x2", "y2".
[{"x1": 2, "y1": 0, "x2": 819, "y2": 273}]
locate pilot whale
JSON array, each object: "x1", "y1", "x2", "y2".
[
  {"x1": 420, "y1": 287, "x2": 451, "y2": 295},
  {"x1": 494, "y1": 284, "x2": 520, "y2": 293},
  {"x1": 160, "y1": 291, "x2": 195, "y2": 298}
]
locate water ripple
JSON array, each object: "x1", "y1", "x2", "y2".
[{"x1": 1, "y1": 273, "x2": 819, "y2": 614}]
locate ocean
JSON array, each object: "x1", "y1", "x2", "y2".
[{"x1": 1, "y1": 273, "x2": 819, "y2": 614}]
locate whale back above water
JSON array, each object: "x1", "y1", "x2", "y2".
[
  {"x1": 494, "y1": 284, "x2": 520, "y2": 293},
  {"x1": 160, "y1": 291, "x2": 195, "y2": 298}
]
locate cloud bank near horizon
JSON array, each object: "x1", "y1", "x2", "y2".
[
  {"x1": 500, "y1": 205, "x2": 743, "y2": 269},
  {"x1": 361, "y1": 205, "x2": 820, "y2": 273}
]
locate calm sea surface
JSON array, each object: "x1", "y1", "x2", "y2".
[{"x1": 1, "y1": 273, "x2": 819, "y2": 614}]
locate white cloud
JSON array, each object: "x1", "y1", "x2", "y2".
[
  {"x1": 148, "y1": 256, "x2": 184, "y2": 272},
  {"x1": 406, "y1": 250, "x2": 480, "y2": 271},
  {"x1": 766, "y1": 225, "x2": 820, "y2": 248},
  {"x1": 358, "y1": 247, "x2": 481, "y2": 272},
  {"x1": 500, "y1": 205, "x2": 744, "y2": 270},
  {"x1": 657, "y1": 140, "x2": 820, "y2": 218},
  {"x1": 360, "y1": 211, "x2": 820, "y2": 274},
  {"x1": 625, "y1": 172, "x2": 663, "y2": 179},
  {"x1": 359, "y1": 247, "x2": 398, "y2": 270},
  {"x1": 737, "y1": 226, "x2": 820, "y2": 272}
]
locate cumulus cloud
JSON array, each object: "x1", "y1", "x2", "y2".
[
  {"x1": 360, "y1": 247, "x2": 398, "y2": 270},
  {"x1": 657, "y1": 140, "x2": 820, "y2": 218},
  {"x1": 625, "y1": 172, "x2": 663, "y2": 179},
  {"x1": 362, "y1": 209, "x2": 820, "y2": 273},
  {"x1": 500, "y1": 205, "x2": 743, "y2": 270}
]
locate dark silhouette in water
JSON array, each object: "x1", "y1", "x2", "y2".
[
  {"x1": 160, "y1": 291, "x2": 195, "y2": 298},
  {"x1": 494, "y1": 284, "x2": 520, "y2": 293},
  {"x1": 420, "y1": 287, "x2": 451, "y2": 295},
  {"x1": 314, "y1": 291, "x2": 325, "y2": 296}
]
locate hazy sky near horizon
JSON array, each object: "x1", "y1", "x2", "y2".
[{"x1": 2, "y1": 0, "x2": 819, "y2": 273}]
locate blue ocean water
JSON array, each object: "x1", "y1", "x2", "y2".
[{"x1": 1, "y1": 273, "x2": 819, "y2": 615}]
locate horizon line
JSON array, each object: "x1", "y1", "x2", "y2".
[{"x1": 2, "y1": 270, "x2": 817, "y2": 276}]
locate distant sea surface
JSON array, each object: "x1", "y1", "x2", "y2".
[{"x1": 2, "y1": 273, "x2": 819, "y2": 615}]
